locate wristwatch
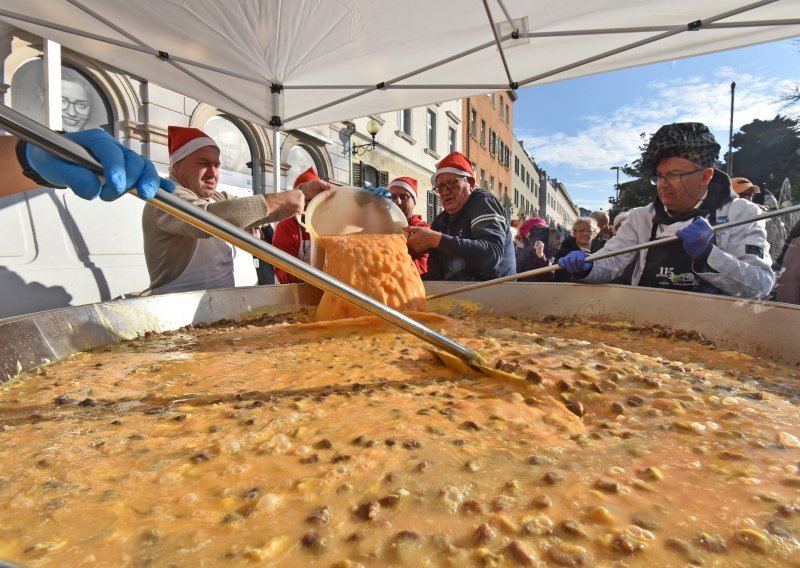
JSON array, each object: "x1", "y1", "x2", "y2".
[{"x1": 15, "y1": 139, "x2": 67, "y2": 189}]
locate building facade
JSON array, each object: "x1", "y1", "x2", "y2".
[
  {"x1": 538, "y1": 170, "x2": 578, "y2": 231},
  {"x1": 511, "y1": 136, "x2": 540, "y2": 221},
  {"x1": 462, "y1": 90, "x2": 515, "y2": 214},
  {"x1": 346, "y1": 101, "x2": 461, "y2": 223},
  {"x1": 0, "y1": 28, "x2": 465, "y2": 318}
]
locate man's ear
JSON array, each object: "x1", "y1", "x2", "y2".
[{"x1": 702, "y1": 168, "x2": 715, "y2": 185}]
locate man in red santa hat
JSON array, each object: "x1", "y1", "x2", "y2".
[
  {"x1": 272, "y1": 167, "x2": 321, "y2": 284},
  {"x1": 388, "y1": 176, "x2": 429, "y2": 275},
  {"x1": 405, "y1": 151, "x2": 515, "y2": 281},
  {"x1": 142, "y1": 126, "x2": 329, "y2": 293}
]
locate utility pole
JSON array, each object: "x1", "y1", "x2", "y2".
[
  {"x1": 728, "y1": 81, "x2": 736, "y2": 177},
  {"x1": 610, "y1": 166, "x2": 621, "y2": 201}
]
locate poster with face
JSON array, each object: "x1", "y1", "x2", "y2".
[
  {"x1": 10, "y1": 60, "x2": 111, "y2": 133},
  {"x1": 204, "y1": 116, "x2": 253, "y2": 191},
  {"x1": 286, "y1": 145, "x2": 319, "y2": 190}
]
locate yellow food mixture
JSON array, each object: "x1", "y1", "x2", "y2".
[
  {"x1": 1, "y1": 311, "x2": 799, "y2": 567},
  {"x1": 315, "y1": 234, "x2": 426, "y2": 321}
]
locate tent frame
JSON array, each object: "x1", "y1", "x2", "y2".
[{"x1": 1, "y1": 0, "x2": 796, "y2": 192}]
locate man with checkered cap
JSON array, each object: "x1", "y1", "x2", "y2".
[{"x1": 558, "y1": 122, "x2": 774, "y2": 298}]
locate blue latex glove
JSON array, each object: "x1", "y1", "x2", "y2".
[
  {"x1": 558, "y1": 250, "x2": 592, "y2": 273},
  {"x1": 676, "y1": 217, "x2": 714, "y2": 258},
  {"x1": 26, "y1": 129, "x2": 175, "y2": 201},
  {"x1": 364, "y1": 186, "x2": 391, "y2": 199}
]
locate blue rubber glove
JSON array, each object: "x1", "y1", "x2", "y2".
[
  {"x1": 364, "y1": 186, "x2": 391, "y2": 199},
  {"x1": 557, "y1": 250, "x2": 592, "y2": 273},
  {"x1": 26, "y1": 129, "x2": 175, "y2": 201},
  {"x1": 676, "y1": 217, "x2": 714, "y2": 258}
]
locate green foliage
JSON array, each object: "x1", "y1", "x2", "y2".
[
  {"x1": 722, "y1": 115, "x2": 800, "y2": 202},
  {"x1": 608, "y1": 132, "x2": 654, "y2": 219}
]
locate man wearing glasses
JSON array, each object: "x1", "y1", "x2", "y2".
[
  {"x1": 558, "y1": 122, "x2": 774, "y2": 298},
  {"x1": 405, "y1": 151, "x2": 515, "y2": 281}
]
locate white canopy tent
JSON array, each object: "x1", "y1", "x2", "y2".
[{"x1": 1, "y1": 0, "x2": 799, "y2": 190}]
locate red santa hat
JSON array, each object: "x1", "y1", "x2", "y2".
[
  {"x1": 388, "y1": 176, "x2": 418, "y2": 202},
  {"x1": 168, "y1": 126, "x2": 219, "y2": 166},
  {"x1": 435, "y1": 151, "x2": 475, "y2": 184},
  {"x1": 293, "y1": 167, "x2": 320, "y2": 189}
]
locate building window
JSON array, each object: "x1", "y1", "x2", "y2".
[
  {"x1": 204, "y1": 116, "x2": 255, "y2": 191},
  {"x1": 489, "y1": 130, "x2": 495, "y2": 156},
  {"x1": 480, "y1": 169, "x2": 486, "y2": 190},
  {"x1": 363, "y1": 164, "x2": 379, "y2": 187},
  {"x1": 490, "y1": 93, "x2": 496, "y2": 107},
  {"x1": 505, "y1": 103, "x2": 510, "y2": 124},
  {"x1": 499, "y1": 95, "x2": 504, "y2": 119},
  {"x1": 514, "y1": 156, "x2": 519, "y2": 175},
  {"x1": 285, "y1": 143, "x2": 321, "y2": 191},
  {"x1": 399, "y1": 109, "x2": 412, "y2": 136},
  {"x1": 470, "y1": 108, "x2": 477, "y2": 138},
  {"x1": 427, "y1": 190, "x2": 441, "y2": 223},
  {"x1": 448, "y1": 127, "x2": 456, "y2": 154},
  {"x1": 480, "y1": 120, "x2": 486, "y2": 146},
  {"x1": 426, "y1": 109, "x2": 437, "y2": 151},
  {"x1": 490, "y1": 176, "x2": 495, "y2": 193},
  {"x1": 11, "y1": 60, "x2": 113, "y2": 133}
]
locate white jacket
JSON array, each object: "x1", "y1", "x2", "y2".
[{"x1": 584, "y1": 198, "x2": 774, "y2": 299}]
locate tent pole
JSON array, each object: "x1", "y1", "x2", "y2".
[
  {"x1": 273, "y1": 127, "x2": 280, "y2": 194},
  {"x1": 481, "y1": 0, "x2": 516, "y2": 88}
]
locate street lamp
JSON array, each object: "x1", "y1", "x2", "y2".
[
  {"x1": 346, "y1": 118, "x2": 381, "y2": 156},
  {"x1": 610, "y1": 166, "x2": 621, "y2": 200}
]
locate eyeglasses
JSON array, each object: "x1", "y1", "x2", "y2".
[
  {"x1": 433, "y1": 177, "x2": 465, "y2": 195},
  {"x1": 62, "y1": 97, "x2": 90, "y2": 115},
  {"x1": 650, "y1": 168, "x2": 705, "y2": 186}
]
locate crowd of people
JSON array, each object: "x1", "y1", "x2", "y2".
[{"x1": 1, "y1": 120, "x2": 797, "y2": 304}]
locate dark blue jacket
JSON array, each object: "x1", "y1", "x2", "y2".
[{"x1": 424, "y1": 189, "x2": 516, "y2": 281}]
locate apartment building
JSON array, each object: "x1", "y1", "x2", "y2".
[
  {"x1": 461, "y1": 90, "x2": 515, "y2": 214},
  {"x1": 511, "y1": 137, "x2": 540, "y2": 221}
]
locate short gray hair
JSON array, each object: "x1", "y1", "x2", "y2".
[{"x1": 572, "y1": 216, "x2": 598, "y2": 234}]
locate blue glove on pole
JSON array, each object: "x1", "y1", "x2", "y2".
[
  {"x1": 364, "y1": 186, "x2": 391, "y2": 199},
  {"x1": 26, "y1": 129, "x2": 175, "y2": 201},
  {"x1": 557, "y1": 250, "x2": 592, "y2": 273},
  {"x1": 676, "y1": 217, "x2": 714, "y2": 258}
]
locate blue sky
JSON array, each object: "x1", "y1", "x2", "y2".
[{"x1": 514, "y1": 38, "x2": 800, "y2": 212}]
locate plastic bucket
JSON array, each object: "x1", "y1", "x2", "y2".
[{"x1": 304, "y1": 186, "x2": 408, "y2": 269}]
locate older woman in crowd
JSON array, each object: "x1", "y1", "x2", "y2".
[{"x1": 554, "y1": 217, "x2": 603, "y2": 282}]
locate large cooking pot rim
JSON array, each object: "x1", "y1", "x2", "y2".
[{"x1": 2, "y1": 282, "x2": 798, "y2": 383}]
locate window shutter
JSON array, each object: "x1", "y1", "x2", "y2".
[
  {"x1": 427, "y1": 191, "x2": 441, "y2": 224},
  {"x1": 378, "y1": 170, "x2": 389, "y2": 188},
  {"x1": 353, "y1": 161, "x2": 363, "y2": 187}
]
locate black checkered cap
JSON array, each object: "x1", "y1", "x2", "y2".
[{"x1": 641, "y1": 122, "x2": 721, "y2": 175}]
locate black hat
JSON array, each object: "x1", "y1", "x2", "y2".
[{"x1": 640, "y1": 122, "x2": 720, "y2": 175}]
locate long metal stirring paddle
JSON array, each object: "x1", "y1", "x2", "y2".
[
  {"x1": 427, "y1": 204, "x2": 800, "y2": 301},
  {"x1": 0, "y1": 104, "x2": 483, "y2": 365}
]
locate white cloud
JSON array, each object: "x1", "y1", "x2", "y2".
[
  {"x1": 516, "y1": 63, "x2": 796, "y2": 209},
  {"x1": 519, "y1": 68, "x2": 791, "y2": 173}
]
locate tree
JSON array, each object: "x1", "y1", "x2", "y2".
[
  {"x1": 722, "y1": 115, "x2": 800, "y2": 202},
  {"x1": 608, "y1": 132, "x2": 655, "y2": 219},
  {"x1": 779, "y1": 39, "x2": 800, "y2": 112}
]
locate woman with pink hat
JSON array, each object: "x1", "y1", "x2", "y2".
[{"x1": 515, "y1": 216, "x2": 553, "y2": 281}]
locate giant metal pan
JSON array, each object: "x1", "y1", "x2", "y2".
[{"x1": 1, "y1": 282, "x2": 798, "y2": 383}]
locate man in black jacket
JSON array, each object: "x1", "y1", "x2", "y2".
[{"x1": 405, "y1": 151, "x2": 515, "y2": 281}]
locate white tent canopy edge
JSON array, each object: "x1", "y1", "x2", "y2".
[
  {"x1": 1, "y1": 0, "x2": 797, "y2": 324},
  {"x1": 0, "y1": 0, "x2": 798, "y2": 132}
]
